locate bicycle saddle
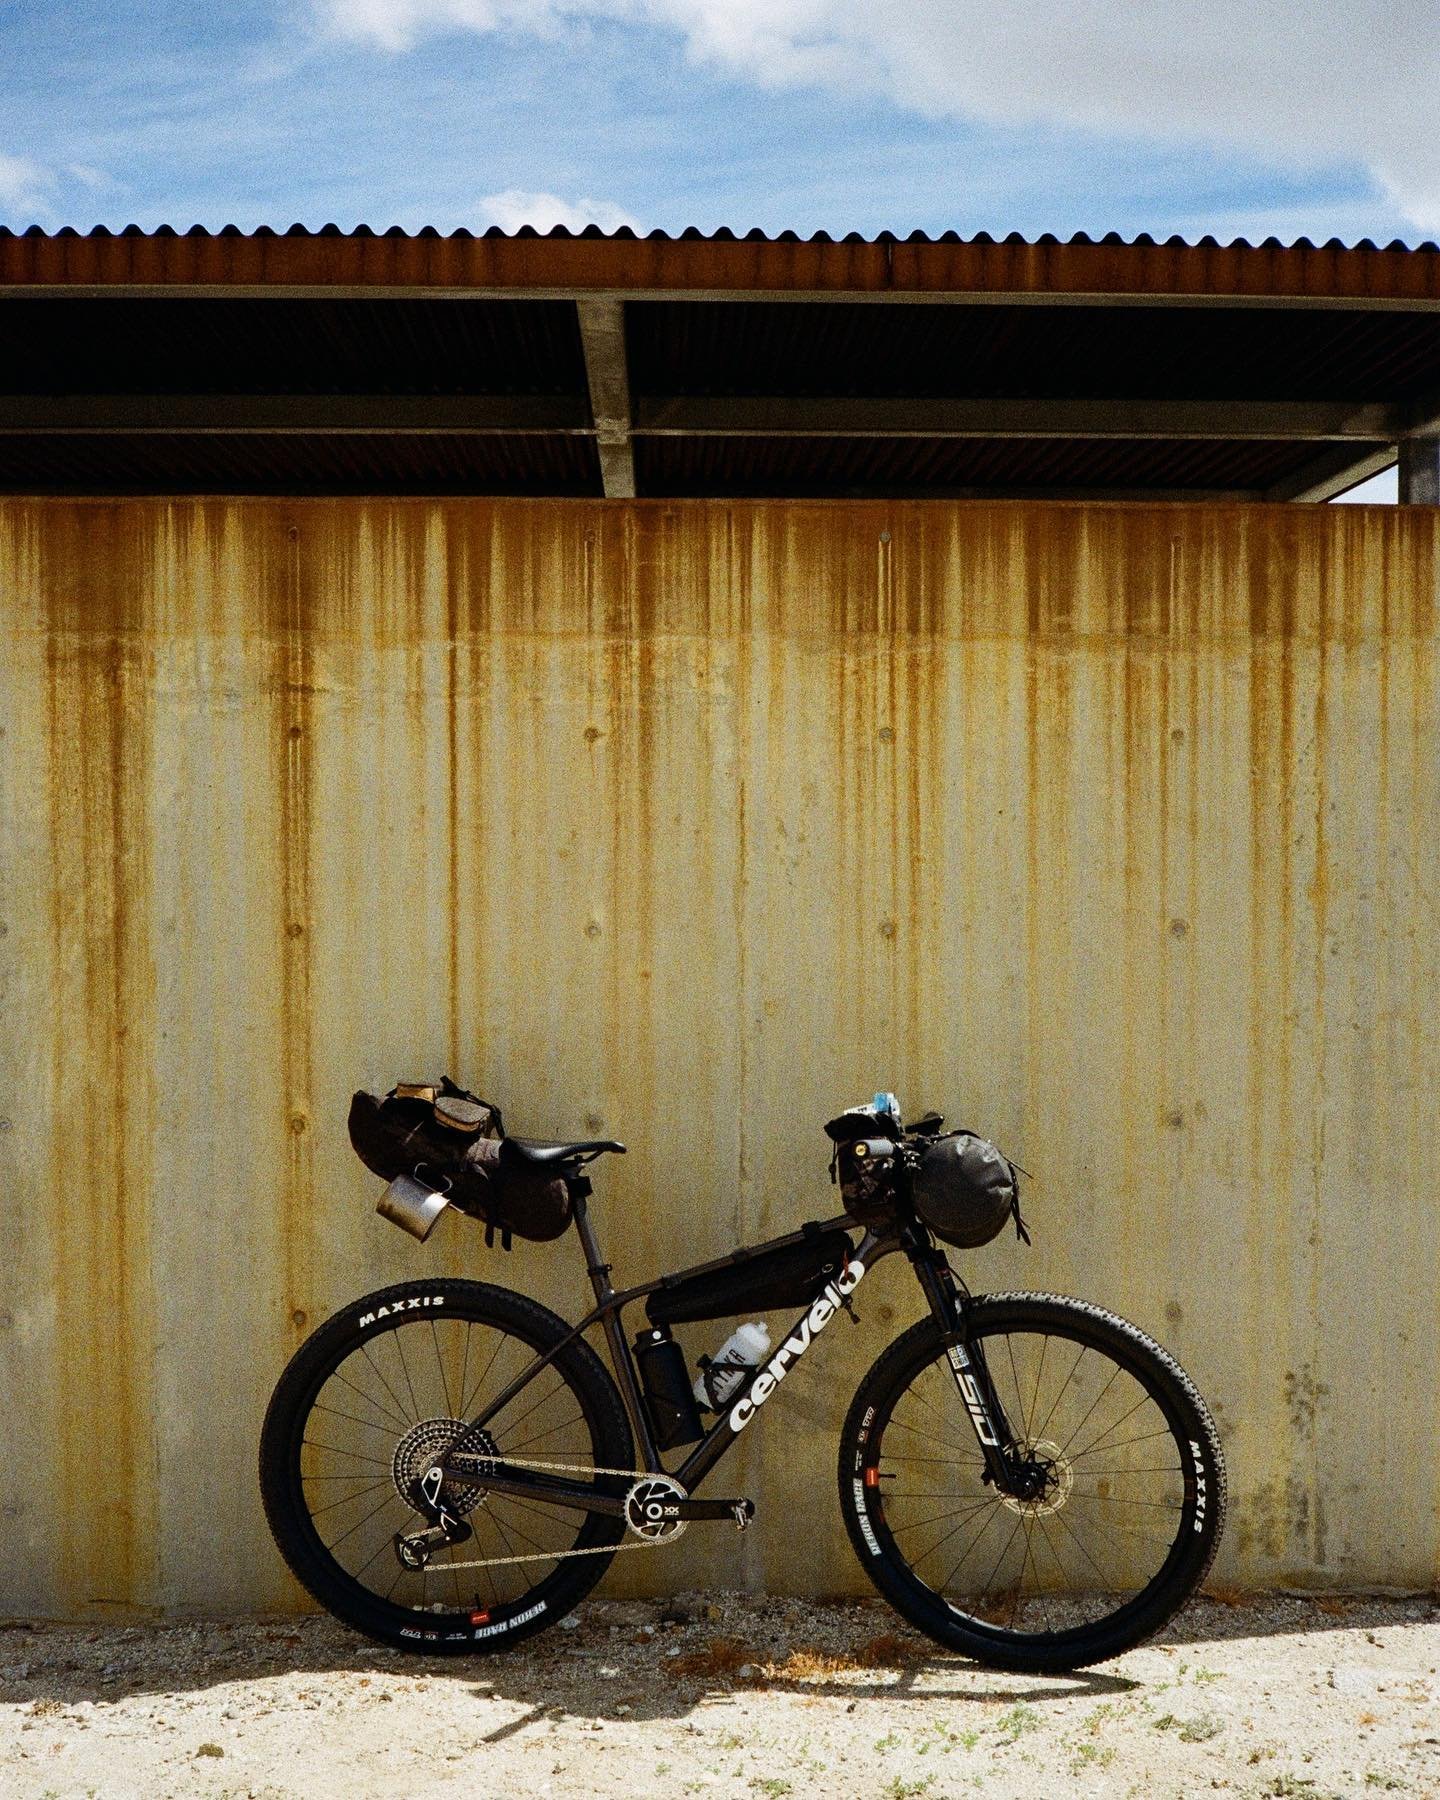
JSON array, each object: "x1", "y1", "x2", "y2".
[{"x1": 500, "y1": 1135, "x2": 626, "y2": 1169}]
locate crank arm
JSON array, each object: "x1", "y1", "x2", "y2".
[
  {"x1": 675, "y1": 1497, "x2": 754, "y2": 1523},
  {"x1": 438, "y1": 1462, "x2": 625, "y2": 1518}
]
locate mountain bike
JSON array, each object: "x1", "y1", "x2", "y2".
[{"x1": 260, "y1": 1093, "x2": 1226, "y2": 1674}]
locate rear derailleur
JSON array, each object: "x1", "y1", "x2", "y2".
[{"x1": 393, "y1": 1466, "x2": 473, "y2": 1571}]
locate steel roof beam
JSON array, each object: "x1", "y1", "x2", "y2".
[
  {"x1": 1399, "y1": 437, "x2": 1440, "y2": 503},
  {"x1": 576, "y1": 299, "x2": 635, "y2": 498},
  {"x1": 633, "y1": 395, "x2": 1403, "y2": 441},
  {"x1": 0, "y1": 394, "x2": 589, "y2": 433},
  {"x1": 1263, "y1": 444, "x2": 1398, "y2": 502}
]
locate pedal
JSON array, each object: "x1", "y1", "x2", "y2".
[{"x1": 731, "y1": 1499, "x2": 755, "y2": 1533}]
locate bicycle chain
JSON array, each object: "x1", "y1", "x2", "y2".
[{"x1": 413, "y1": 1452, "x2": 671, "y2": 1572}]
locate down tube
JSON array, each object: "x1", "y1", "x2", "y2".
[{"x1": 674, "y1": 1230, "x2": 895, "y2": 1493}]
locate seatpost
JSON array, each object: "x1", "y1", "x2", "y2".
[{"x1": 571, "y1": 1192, "x2": 614, "y2": 1305}]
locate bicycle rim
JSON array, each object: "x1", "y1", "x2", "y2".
[{"x1": 852, "y1": 1297, "x2": 1220, "y2": 1662}]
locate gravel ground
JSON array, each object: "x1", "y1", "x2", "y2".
[{"x1": 2, "y1": 1591, "x2": 1438, "y2": 1799}]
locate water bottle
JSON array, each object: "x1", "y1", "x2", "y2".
[{"x1": 694, "y1": 1320, "x2": 771, "y2": 1409}]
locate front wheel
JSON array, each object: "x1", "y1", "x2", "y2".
[{"x1": 838, "y1": 1292, "x2": 1225, "y2": 1673}]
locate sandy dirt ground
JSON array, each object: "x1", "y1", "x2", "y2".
[{"x1": 2, "y1": 1591, "x2": 1438, "y2": 1799}]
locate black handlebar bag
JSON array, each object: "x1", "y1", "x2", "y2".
[{"x1": 348, "y1": 1078, "x2": 572, "y2": 1245}]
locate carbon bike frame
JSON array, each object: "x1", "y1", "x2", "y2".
[{"x1": 437, "y1": 1192, "x2": 1021, "y2": 1517}]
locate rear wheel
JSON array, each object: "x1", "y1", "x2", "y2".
[
  {"x1": 260, "y1": 1279, "x2": 633, "y2": 1653},
  {"x1": 838, "y1": 1292, "x2": 1225, "y2": 1672}
]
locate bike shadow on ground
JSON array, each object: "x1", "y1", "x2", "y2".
[{"x1": 2, "y1": 1593, "x2": 1432, "y2": 1721}]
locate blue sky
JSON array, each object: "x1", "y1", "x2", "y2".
[
  {"x1": 2, "y1": 0, "x2": 1427, "y2": 501},
  {"x1": 1, "y1": 1, "x2": 1434, "y2": 248}
]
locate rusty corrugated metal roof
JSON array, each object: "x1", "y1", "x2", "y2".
[{"x1": 4, "y1": 222, "x2": 1440, "y2": 304}]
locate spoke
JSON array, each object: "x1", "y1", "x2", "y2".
[
  {"x1": 879, "y1": 1451, "x2": 986, "y2": 1468},
  {"x1": 432, "y1": 1320, "x2": 454, "y2": 1418},
  {"x1": 302, "y1": 1440, "x2": 390, "y2": 1466},
  {"x1": 1048, "y1": 1497, "x2": 1117, "y2": 1595},
  {"x1": 1061, "y1": 1497, "x2": 1178, "y2": 1549},
  {"x1": 311, "y1": 1401, "x2": 397, "y2": 1436},
  {"x1": 903, "y1": 1380, "x2": 976, "y2": 1454},
  {"x1": 325, "y1": 1487, "x2": 406, "y2": 1556},
  {"x1": 306, "y1": 1480, "x2": 390, "y2": 1519},
  {"x1": 884, "y1": 1491, "x2": 998, "y2": 1501},
  {"x1": 1068, "y1": 1491, "x2": 1184, "y2": 1511},
  {"x1": 1005, "y1": 1334, "x2": 1026, "y2": 1439},
  {"x1": 932, "y1": 1502, "x2": 1006, "y2": 1587},
  {"x1": 480, "y1": 1499, "x2": 539, "y2": 1569},
  {"x1": 972, "y1": 1512, "x2": 1026, "y2": 1605},
  {"x1": 1069, "y1": 1425, "x2": 1177, "y2": 1460},
  {"x1": 1048, "y1": 1360, "x2": 1122, "y2": 1463},
  {"x1": 884, "y1": 1414, "x2": 985, "y2": 1455},
  {"x1": 503, "y1": 1414, "x2": 587, "y2": 1454},
  {"x1": 458, "y1": 1323, "x2": 473, "y2": 1429},
  {"x1": 1075, "y1": 1464, "x2": 1182, "y2": 1477},
  {"x1": 303, "y1": 1471, "x2": 394, "y2": 1482},
  {"x1": 392, "y1": 1324, "x2": 424, "y2": 1423},
  {"x1": 1064, "y1": 1393, "x2": 1157, "y2": 1464},
  {"x1": 493, "y1": 1375, "x2": 573, "y2": 1443},
  {"x1": 330, "y1": 1366, "x2": 410, "y2": 1434},
  {"x1": 1035, "y1": 1514, "x2": 1067, "y2": 1616},
  {"x1": 908, "y1": 1499, "x2": 1001, "y2": 1572},
  {"x1": 888, "y1": 1496, "x2": 1004, "y2": 1537},
  {"x1": 1027, "y1": 1334, "x2": 1049, "y2": 1446},
  {"x1": 1031, "y1": 1343, "x2": 1090, "y2": 1447},
  {"x1": 1010, "y1": 1525, "x2": 1037, "y2": 1630},
  {"x1": 360, "y1": 1342, "x2": 415, "y2": 1434},
  {"x1": 460, "y1": 1324, "x2": 518, "y2": 1418}
]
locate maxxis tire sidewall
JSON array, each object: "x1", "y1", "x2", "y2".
[
  {"x1": 259, "y1": 1278, "x2": 634, "y2": 1655},
  {"x1": 837, "y1": 1292, "x2": 1227, "y2": 1673}
]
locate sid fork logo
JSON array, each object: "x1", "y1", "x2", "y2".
[{"x1": 945, "y1": 1344, "x2": 999, "y2": 1447}]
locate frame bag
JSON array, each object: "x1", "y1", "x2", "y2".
[{"x1": 646, "y1": 1228, "x2": 854, "y2": 1326}]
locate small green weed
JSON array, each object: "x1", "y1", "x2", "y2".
[{"x1": 995, "y1": 1702, "x2": 1043, "y2": 1743}]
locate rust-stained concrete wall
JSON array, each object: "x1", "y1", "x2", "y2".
[{"x1": 1, "y1": 497, "x2": 1437, "y2": 1616}]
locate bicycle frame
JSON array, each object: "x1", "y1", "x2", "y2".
[{"x1": 438, "y1": 1192, "x2": 1021, "y2": 1516}]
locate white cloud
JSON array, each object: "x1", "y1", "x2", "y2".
[
  {"x1": 316, "y1": 0, "x2": 1440, "y2": 235},
  {"x1": 0, "y1": 151, "x2": 55, "y2": 218},
  {"x1": 477, "y1": 187, "x2": 642, "y2": 232}
]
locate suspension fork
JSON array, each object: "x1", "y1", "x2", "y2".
[{"x1": 906, "y1": 1234, "x2": 1021, "y2": 1489}]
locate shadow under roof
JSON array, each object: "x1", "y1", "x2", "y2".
[{"x1": 1, "y1": 225, "x2": 1437, "y2": 501}]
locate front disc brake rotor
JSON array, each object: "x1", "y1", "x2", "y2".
[{"x1": 999, "y1": 1438, "x2": 1074, "y2": 1518}]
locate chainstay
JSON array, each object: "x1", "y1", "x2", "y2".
[
  {"x1": 426, "y1": 1453, "x2": 672, "y2": 1571},
  {"x1": 415, "y1": 1537, "x2": 665, "y2": 1572}
]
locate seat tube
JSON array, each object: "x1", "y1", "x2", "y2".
[{"x1": 571, "y1": 1197, "x2": 661, "y2": 1473}]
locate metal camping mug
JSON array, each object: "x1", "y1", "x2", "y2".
[{"x1": 376, "y1": 1170, "x2": 451, "y2": 1241}]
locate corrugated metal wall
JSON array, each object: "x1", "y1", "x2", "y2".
[{"x1": 1, "y1": 497, "x2": 1437, "y2": 1617}]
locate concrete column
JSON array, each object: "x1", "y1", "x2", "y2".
[{"x1": 1398, "y1": 437, "x2": 1440, "y2": 504}]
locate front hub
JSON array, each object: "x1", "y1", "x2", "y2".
[{"x1": 998, "y1": 1438, "x2": 1074, "y2": 1518}]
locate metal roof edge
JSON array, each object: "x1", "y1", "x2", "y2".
[{"x1": 3, "y1": 224, "x2": 1440, "y2": 305}]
